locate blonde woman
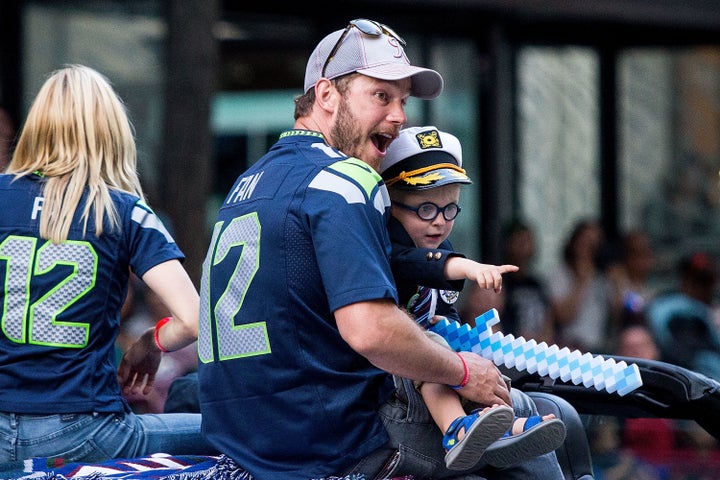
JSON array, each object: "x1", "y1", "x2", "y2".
[{"x1": 0, "y1": 65, "x2": 213, "y2": 464}]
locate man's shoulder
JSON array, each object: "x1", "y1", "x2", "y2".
[
  {"x1": 307, "y1": 159, "x2": 387, "y2": 212},
  {"x1": 269, "y1": 131, "x2": 388, "y2": 208}
]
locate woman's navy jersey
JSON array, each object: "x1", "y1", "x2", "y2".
[
  {"x1": 198, "y1": 130, "x2": 397, "y2": 480},
  {"x1": 0, "y1": 173, "x2": 183, "y2": 414}
]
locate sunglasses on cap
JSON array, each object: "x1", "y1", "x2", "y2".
[{"x1": 321, "y1": 19, "x2": 407, "y2": 78}]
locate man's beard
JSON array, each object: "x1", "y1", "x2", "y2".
[{"x1": 330, "y1": 97, "x2": 364, "y2": 159}]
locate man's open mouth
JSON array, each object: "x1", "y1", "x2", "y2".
[{"x1": 372, "y1": 133, "x2": 394, "y2": 153}]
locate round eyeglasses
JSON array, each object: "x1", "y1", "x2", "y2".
[
  {"x1": 321, "y1": 19, "x2": 406, "y2": 78},
  {"x1": 393, "y1": 201, "x2": 461, "y2": 221}
]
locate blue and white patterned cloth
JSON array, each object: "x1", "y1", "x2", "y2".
[{"x1": 0, "y1": 454, "x2": 385, "y2": 480}]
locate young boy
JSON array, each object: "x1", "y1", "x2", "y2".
[{"x1": 380, "y1": 126, "x2": 566, "y2": 470}]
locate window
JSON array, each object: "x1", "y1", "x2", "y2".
[
  {"x1": 517, "y1": 46, "x2": 600, "y2": 274},
  {"x1": 619, "y1": 47, "x2": 720, "y2": 286}
]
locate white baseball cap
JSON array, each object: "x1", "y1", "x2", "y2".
[
  {"x1": 380, "y1": 126, "x2": 471, "y2": 190},
  {"x1": 304, "y1": 19, "x2": 444, "y2": 99}
]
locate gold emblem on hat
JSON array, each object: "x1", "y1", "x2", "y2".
[
  {"x1": 415, "y1": 130, "x2": 442, "y2": 149},
  {"x1": 405, "y1": 172, "x2": 443, "y2": 186}
]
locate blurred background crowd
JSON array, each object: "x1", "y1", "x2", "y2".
[{"x1": 461, "y1": 219, "x2": 720, "y2": 479}]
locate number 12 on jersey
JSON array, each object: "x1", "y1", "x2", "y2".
[
  {"x1": 199, "y1": 213, "x2": 271, "y2": 363},
  {"x1": 0, "y1": 235, "x2": 96, "y2": 348}
]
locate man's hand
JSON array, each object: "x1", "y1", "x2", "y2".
[
  {"x1": 455, "y1": 351, "x2": 512, "y2": 407},
  {"x1": 116, "y1": 328, "x2": 162, "y2": 397}
]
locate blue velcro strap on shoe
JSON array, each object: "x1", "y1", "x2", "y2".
[
  {"x1": 502, "y1": 415, "x2": 543, "y2": 438},
  {"x1": 442, "y1": 413, "x2": 476, "y2": 450},
  {"x1": 523, "y1": 415, "x2": 542, "y2": 430}
]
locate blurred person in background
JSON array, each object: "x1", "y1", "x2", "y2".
[
  {"x1": 587, "y1": 415, "x2": 663, "y2": 480},
  {"x1": 545, "y1": 219, "x2": 618, "y2": 353},
  {"x1": 646, "y1": 251, "x2": 720, "y2": 380},
  {"x1": 457, "y1": 219, "x2": 552, "y2": 345},
  {"x1": 616, "y1": 324, "x2": 676, "y2": 472},
  {"x1": 606, "y1": 229, "x2": 657, "y2": 330},
  {"x1": 497, "y1": 219, "x2": 553, "y2": 343}
]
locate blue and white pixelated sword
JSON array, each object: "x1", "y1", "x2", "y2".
[{"x1": 430, "y1": 308, "x2": 643, "y2": 396}]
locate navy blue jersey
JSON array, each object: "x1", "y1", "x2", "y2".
[
  {"x1": 0, "y1": 173, "x2": 183, "y2": 414},
  {"x1": 198, "y1": 130, "x2": 396, "y2": 480}
]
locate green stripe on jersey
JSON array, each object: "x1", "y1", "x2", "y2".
[{"x1": 327, "y1": 158, "x2": 382, "y2": 200}]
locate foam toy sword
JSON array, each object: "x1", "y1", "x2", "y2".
[{"x1": 430, "y1": 308, "x2": 643, "y2": 396}]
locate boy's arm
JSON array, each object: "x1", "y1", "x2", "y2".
[
  {"x1": 391, "y1": 244, "x2": 466, "y2": 290},
  {"x1": 444, "y1": 256, "x2": 519, "y2": 293}
]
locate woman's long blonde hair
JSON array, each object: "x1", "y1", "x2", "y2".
[{"x1": 7, "y1": 64, "x2": 145, "y2": 243}]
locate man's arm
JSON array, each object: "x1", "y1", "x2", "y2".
[{"x1": 335, "y1": 298, "x2": 512, "y2": 407}]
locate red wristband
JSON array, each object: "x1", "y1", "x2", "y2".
[
  {"x1": 153, "y1": 317, "x2": 173, "y2": 353},
  {"x1": 449, "y1": 352, "x2": 469, "y2": 390}
]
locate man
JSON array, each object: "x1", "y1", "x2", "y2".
[{"x1": 198, "y1": 19, "x2": 564, "y2": 480}]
